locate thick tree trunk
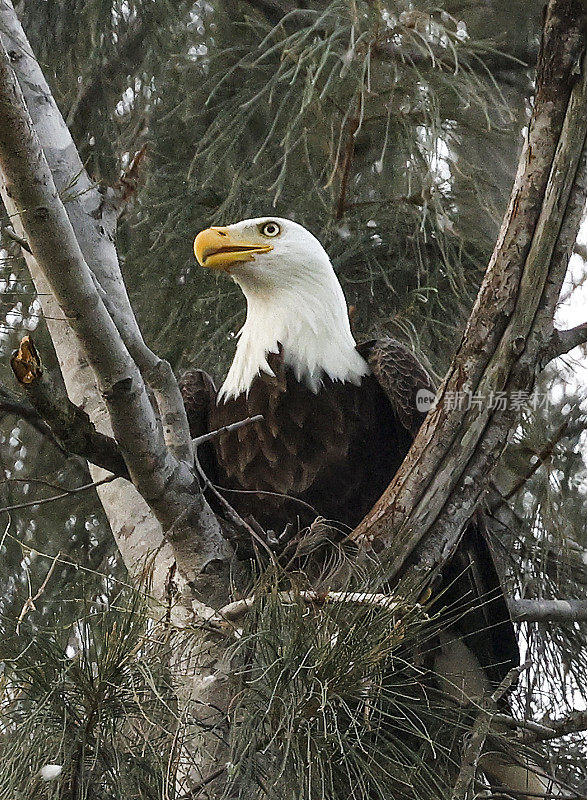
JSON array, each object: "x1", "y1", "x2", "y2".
[{"x1": 351, "y1": 0, "x2": 587, "y2": 594}]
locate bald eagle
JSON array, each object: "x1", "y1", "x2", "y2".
[{"x1": 182, "y1": 217, "x2": 547, "y2": 797}]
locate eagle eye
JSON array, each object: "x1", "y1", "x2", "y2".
[{"x1": 261, "y1": 221, "x2": 280, "y2": 238}]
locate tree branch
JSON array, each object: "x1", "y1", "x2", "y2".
[
  {"x1": 0, "y1": 31, "x2": 229, "y2": 574},
  {"x1": 519, "y1": 710, "x2": 587, "y2": 744},
  {"x1": 0, "y1": 1, "x2": 193, "y2": 466},
  {"x1": 503, "y1": 421, "x2": 569, "y2": 501},
  {"x1": 451, "y1": 663, "x2": 530, "y2": 800},
  {"x1": 540, "y1": 321, "x2": 587, "y2": 365},
  {"x1": 0, "y1": 380, "x2": 68, "y2": 451},
  {"x1": 508, "y1": 599, "x2": 587, "y2": 623},
  {"x1": 10, "y1": 335, "x2": 129, "y2": 478},
  {"x1": 492, "y1": 709, "x2": 587, "y2": 744},
  {"x1": 351, "y1": 1, "x2": 587, "y2": 595}
]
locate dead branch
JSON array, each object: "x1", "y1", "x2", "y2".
[
  {"x1": 10, "y1": 335, "x2": 129, "y2": 477},
  {"x1": 0, "y1": 474, "x2": 116, "y2": 515},
  {"x1": 112, "y1": 144, "x2": 148, "y2": 215},
  {"x1": 503, "y1": 421, "x2": 569, "y2": 500},
  {"x1": 15, "y1": 549, "x2": 60, "y2": 633},
  {"x1": 192, "y1": 415, "x2": 264, "y2": 448},
  {"x1": 451, "y1": 663, "x2": 531, "y2": 800},
  {"x1": 508, "y1": 598, "x2": 587, "y2": 623},
  {"x1": 335, "y1": 99, "x2": 360, "y2": 219},
  {"x1": 200, "y1": 590, "x2": 416, "y2": 638},
  {"x1": 351, "y1": 1, "x2": 587, "y2": 596}
]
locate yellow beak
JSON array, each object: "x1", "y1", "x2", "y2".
[{"x1": 193, "y1": 226, "x2": 273, "y2": 270}]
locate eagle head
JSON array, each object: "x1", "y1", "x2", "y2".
[
  {"x1": 193, "y1": 217, "x2": 368, "y2": 399},
  {"x1": 194, "y1": 217, "x2": 334, "y2": 293}
]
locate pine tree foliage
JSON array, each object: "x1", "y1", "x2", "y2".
[
  {"x1": 0, "y1": 0, "x2": 585, "y2": 796},
  {"x1": 0, "y1": 592, "x2": 177, "y2": 799}
]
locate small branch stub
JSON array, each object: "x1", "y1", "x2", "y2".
[{"x1": 11, "y1": 335, "x2": 43, "y2": 385}]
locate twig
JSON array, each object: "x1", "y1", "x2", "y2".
[
  {"x1": 0, "y1": 474, "x2": 117, "y2": 515},
  {"x1": 16, "y1": 550, "x2": 60, "y2": 633},
  {"x1": 2, "y1": 223, "x2": 31, "y2": 252},
  {"x1": 112, "y1": 144, "x2": 148, "y2": 214},
  {"x1": 503, "y1": 421, "x2": 569, "y2": 500},
  {"x1": 450, "y1": 662, "x2": 531, "y2": 800},
  {"x1": 192, "y1": 448, "x2": 276, "y2": 563},
  {"x1": 335, "y1": 99, "x2": 360, "y2": 220},
  {"x1": 192, "y1": 415, "x2": 263, "y2": 448},
  {"x1": 178, "y1": 766, "x2": 226, "y2": 800}
]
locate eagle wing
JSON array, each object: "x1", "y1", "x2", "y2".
[
  {"x1": 360, "y1": 337, "x2": 519, "y2": 686},
  {"x1": 357, "y1": 337, "x2": 435, "y2": 435},
  {"x1": 179, "y1": 368, "x2": 219, "y2": 482}
]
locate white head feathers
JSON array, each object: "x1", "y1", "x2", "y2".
[{"x1": 194, "y1": 217, "x2": 369, "y2": 401}]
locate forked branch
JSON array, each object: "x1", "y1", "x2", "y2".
[{"x1": 351, "y1": 0, "x2": 587, "y2": 595}]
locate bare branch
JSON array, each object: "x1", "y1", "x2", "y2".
[
  {"x1": 179, "y1": 767, "x2": 227, "y2": 800},
  {"x1": 540, "y1": 321, "x2": 587, "y2": 365},
  {"x1": 112, "y1": 144, "x2": 148, "y2": 216},
  {"x1": 201, "y1": 590, "x2": 413, "y2": 637},
  {"x1": 10, "y1": 335, "x2": 129, "y2": 478},
  {"x1": 451, "y1": 663, "x2": 531, "y2": 800},
  {"x1": 351, "y1": 1, "x2": 587, "y2": 595},
  {"x1": 508, "y1": 598, "x2": 587, "y2": 623},
  {"x1": 0, "y1": 1, "x2": 193, "y2": 465},
  {"x1": 192, "y1": 415, "x2": 264, "y2": 448},
  {"x1": 0, "y1": 474, "x2": 116, "y2": 515},
  {"x1": 493, "y1": 709, "x2": 587, "y2": 744},
  {"x1": 503, "y1": 421, "x2": 569, "y2": 500},
  {"x1": 492, "y1": 714, "x2": 557, "y2": 738},
  {"x1": 16, "y1": 549, "x2": 60, "y2": 633},
  {"x1": 0, "y1": 33, "x2": 229, "y2": 576},
  {"x1": 335, "y1": 98, "x2": 360, "y2": 219},
  {"x1": 520, "y1": 710, "x2": 587, "y2": 744}
]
